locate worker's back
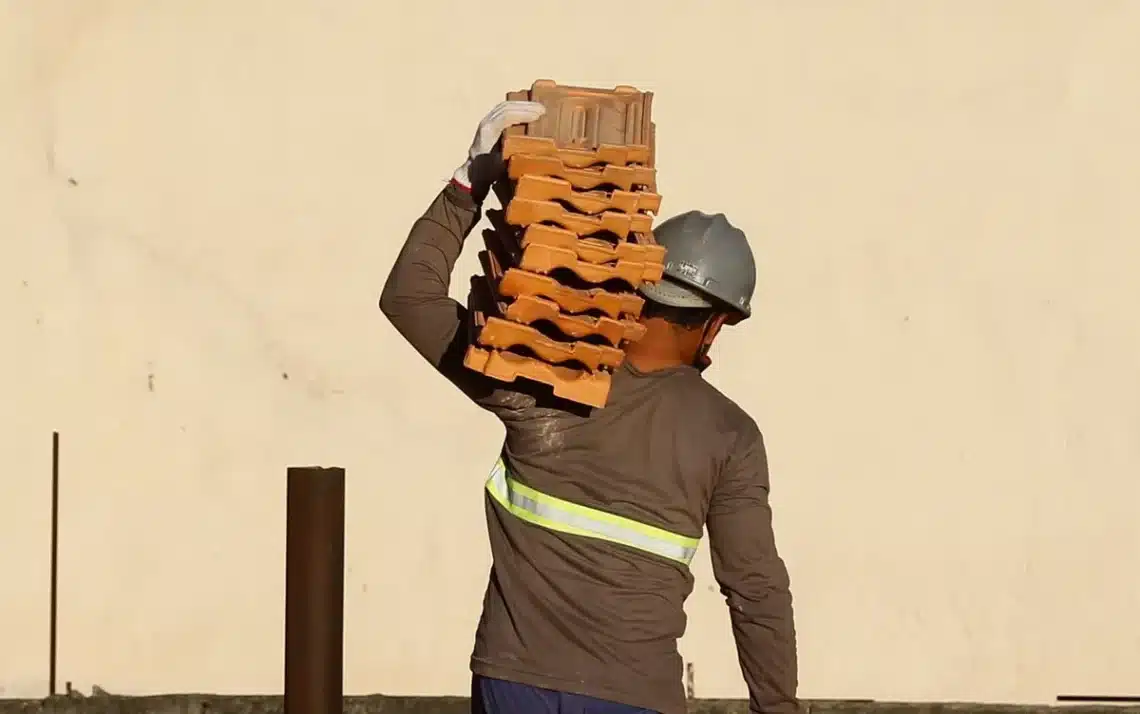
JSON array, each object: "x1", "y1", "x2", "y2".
[{"x1": 470, "y1": 360, "x2": 755, "y2": 714}]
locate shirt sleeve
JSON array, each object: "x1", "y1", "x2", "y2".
[
  {"x1": 380, "y1": 182, "x2": 476, "y2": 365},
  {"x1": 380, "y1": 182, "x2": 567, "y2": 420},
  {"x1": 706, "y1": 424, "x2": 799, "y2": 714},
  {"x1": 379, "y1": 182, "x2": 504, "y2": 404}
]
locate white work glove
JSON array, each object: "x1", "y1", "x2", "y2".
[{"x1": 451, "y1": 100, "x2": 546, "y2": 197}]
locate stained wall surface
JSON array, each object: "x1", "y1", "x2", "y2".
[{"x1": 2, "y1": 0, "x2": 1138, "y2": 703}]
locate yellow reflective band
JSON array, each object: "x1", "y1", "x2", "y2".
[{"x1": 485, "y1": 457, "x2": 701, "y2": 566}]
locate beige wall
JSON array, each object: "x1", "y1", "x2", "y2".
[{"x1": 3, "y1": 0, "x2": 1139, "y2": 703}]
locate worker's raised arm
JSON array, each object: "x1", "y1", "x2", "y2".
[
  {"x1": 380, "y1": 182, "x2": 480, "y2": 367},
  {"x1": 707, "y1": 424, "x2": 799, "y2": 714},
  {"x1": 379, "y1": 100, "x2": 546, "y2": 382}
]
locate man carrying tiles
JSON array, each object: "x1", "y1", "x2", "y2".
[{"x1": 381, "y1": 97, "x2": 797, "y2": 714}]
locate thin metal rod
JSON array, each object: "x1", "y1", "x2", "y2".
[
  {"x1": 1057, "y1": 696, "x2": 1140, "y2": 703},
  {"x1": 284, "y1": 466, "x2": 346, "y2": 714},
  {"x1": 49, "y1": 431, "x2": 60, "y2": 697}
]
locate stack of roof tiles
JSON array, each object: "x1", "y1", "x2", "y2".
[{"x1": 464, "y1": 79, "x2": 665, "y2": 408}]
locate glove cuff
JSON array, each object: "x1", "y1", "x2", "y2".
[{"x1": 451, "y1": 161, "x2": 473, "y2": 191}]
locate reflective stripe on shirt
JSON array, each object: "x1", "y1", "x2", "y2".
[{"x1": 485, "y1": 457, "x2": 701, "y2": 566}]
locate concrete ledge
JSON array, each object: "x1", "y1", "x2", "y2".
[{"x1": 2, "y1": 696, "x2": 1138, "y2": 714}]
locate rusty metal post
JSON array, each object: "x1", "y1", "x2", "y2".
[
  {"x1": 285, "y1": 466, "x2": 345, "y2": 714},
  {"x1": 49, "y1": 431, "x2": 60, "y2": 696}
]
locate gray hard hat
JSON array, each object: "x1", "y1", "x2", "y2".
[{"x1": 639, "y1": 210, "x2": 757, "y2": 319}]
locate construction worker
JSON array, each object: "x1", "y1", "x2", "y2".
[{"x1": 380, "y1": 100, "x2": 797, "y2": 714}]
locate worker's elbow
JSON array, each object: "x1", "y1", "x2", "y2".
[
  {"x1": 378, "y1": 295, "x2": 416, "y2": 353},
  {"x1": 380, "y1": 300, "x2": 412, "y2": 349},
  {"x1": 718, "y1": 562, "x2": 794, "y2": 610},
  {"x1": 378, "y1": 275, "x2": 402, "y2": 324},
  {"x1": 378, "y1": 291, "x2": 395, "y2": 321}
]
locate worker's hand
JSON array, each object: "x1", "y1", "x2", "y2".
[{"x1": 452, "y1": 100, "x2": 546, "y2": 199}]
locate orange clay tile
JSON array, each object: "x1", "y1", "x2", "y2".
[
  {"x1": 503, "y1": 294, "x2": 646, "y2": 347},
  {"x1": 464, "y1": 346, "x2": 611, "y2": 409},
  {"x1": 518, "y1": 242, "x2": 652, "y2": 289},
  {"x1": 480, "y1": 222, "x2": 659, "y2": 308},
  {"x1": 502, "y1": 79, "x2": 656, "y2": 168},
  {"x1": 498, "y1": 268, "x2": 644, "y2": 320},
  {"x1": 632, "y1": 231, "x2": 663, "y2": 249},
  {"x1": 520, "y1": 223, "x2": 665, "y2": 269},
  {"x1": 473, "y1": 259, "x2": 646, "y2": 347},
  {"x1": 502, "y1": 135, "x2": 651, "y2": 169},
  {"x1": 505, "y1": 198, "x2": 653, "y2": 240},
  {"x1": 522, "y1": 80, "x2": 654, "y2": 161},
  {"x1": 507, "y1": 154, "x2": 656, "y2": 192},
  {"x1": 513, "y1": 174, "x2": 661, "y2": 216},
  {"x1": 483, "y1": 213, "x2": 663, "y2": 281},
  {"x1": 475, "y1": 316, "x2": 624, "y2": 371},
  {"x1": 479, "y1": 245, "x2": 643, "y2": 324}
]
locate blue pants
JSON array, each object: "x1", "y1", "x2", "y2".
[{"x1": 471, "y1": 675, "x2": 657, "y2": 714}]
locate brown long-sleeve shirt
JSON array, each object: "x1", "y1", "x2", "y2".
[{"x1": 380, "y1": 183, "x2": 797, "y2": 714}]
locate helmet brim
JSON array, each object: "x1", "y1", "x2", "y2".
[{"x1": 639, "y1": 277, "x2": 714, "y2": 310}]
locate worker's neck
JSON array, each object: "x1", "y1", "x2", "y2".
[{"x1": 624, "y1": 326, "x2": 693, "y2": 373}]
